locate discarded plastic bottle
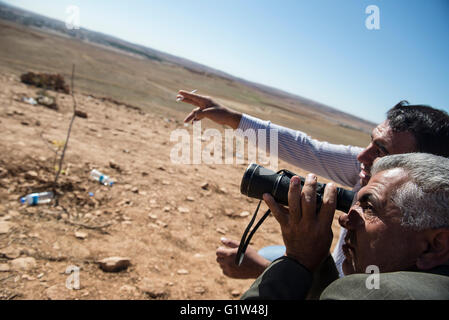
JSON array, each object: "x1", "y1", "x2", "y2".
[
  {"x1": 90, "y1": 169, "x2": 114, "y2": 186},
  {"x1": 20, "y1": 191, "x2": 54, "y2": 205}
]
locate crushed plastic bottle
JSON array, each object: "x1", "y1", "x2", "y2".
[
  {"x1": 22, "y1": 96, "x2": 37, "y2": 105},
  {"x1": 20, "y1": 191, "x2": 54, "y2": 205},
  {"x1": 90, "y1": 169, "x2": 114, "y2": 186}
]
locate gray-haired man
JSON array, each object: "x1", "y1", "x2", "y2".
[{"x1": 242, "y1": 153, "x2": 449, "y2": 300}]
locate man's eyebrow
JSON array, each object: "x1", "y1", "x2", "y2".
[
  {"x1": 373, "y1": 140, "x2": 389, "y2": 154},
  {"x1": 370, "y1": 132, "x2": 389, "y2": 154},
  {"x1": 359, "y1": 193, "x2": 380, "y2": 208},
  {"x1": 359, "y1": 193, "x2": 371, "y2": 202}
]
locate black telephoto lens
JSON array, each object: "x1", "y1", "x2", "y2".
[{"x1": 240, "y1": 163, "x2": 354, "y2": 213}]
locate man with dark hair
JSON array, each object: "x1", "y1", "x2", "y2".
[
  {"x1": 179, "y1": 90, "x2": 449, "y2": 279},
  {"x1": 241, "y1": 153, "x2": 449, "y2": 300},
  {"x1": 387, "y1": 100, "x2": 449, "y2": 157}
]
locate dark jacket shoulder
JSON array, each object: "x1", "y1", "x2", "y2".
[
  {"x1": 241, "y1": 256, "x2": 314, "y2": 300},
  {"x1": 321, "y1": 266, "x2": 449, "y2": 300}
]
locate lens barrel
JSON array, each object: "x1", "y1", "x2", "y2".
[{"x1": 240, "y1": 163, "x2": 354, "y2": 213}]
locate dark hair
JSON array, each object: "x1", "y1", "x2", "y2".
[{"x1": 387, "y1": 101, "x2": 449, "y2": 157}]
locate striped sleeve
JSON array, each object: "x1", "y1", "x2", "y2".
[{"x1": 237, "y1": 113, "x2": 363, "y2": 188}]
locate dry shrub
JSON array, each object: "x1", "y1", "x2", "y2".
[{"x1": 20, "y1": 72, "x2": 70, "y2": 94}]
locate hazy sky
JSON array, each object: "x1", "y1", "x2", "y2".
[{"x1": 5, "y1": 0, "x2": 449, "y2": 123}]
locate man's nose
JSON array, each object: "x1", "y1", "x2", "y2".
[
  {"x1": 339, "y1": 207, "x2": 364, "y2": 230},
  {"x1": 357, "y1": 144, "x2": 376, "y2": 166}
]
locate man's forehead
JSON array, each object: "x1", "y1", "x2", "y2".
[
  {"x1": 367, "y1": 168, "x2": 409, "y2": 196},
  {"x1": 357, "y1": 168, "x2": 408, "y2": 218},
  {"x1": 379, "y1": 167, "x2": 406, "y2": 179},
  {"x1": 372, "y1": 120, "x2": 391, "y2": 138},
  {"x1": 372, "y1": 120, "x2": 417, "y2": 153}
]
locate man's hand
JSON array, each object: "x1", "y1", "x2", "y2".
[
  {"x1": 178, "y1": 90, "x2": 242, "y2": 129},
  {"x1": 263, "y1": 174, "x2": 337, "y2": 271}
]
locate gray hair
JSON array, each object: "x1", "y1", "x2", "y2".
[{"x1": 371, "y1": 153, "x2": 449, "y2": 230}]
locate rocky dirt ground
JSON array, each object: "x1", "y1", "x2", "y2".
[{"x1": 0, "y1": 72, "x2": 342, "y2": 300}]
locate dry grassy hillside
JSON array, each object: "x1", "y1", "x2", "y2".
[
  {"x1": 0, "y1": 19, "x2": 371, "y2": 147},
  {"x1": 0, "y1": 18, "x2": 372, "y2": 300}
]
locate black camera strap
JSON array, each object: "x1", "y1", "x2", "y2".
[
  {"x1": 235, "y1": 169, "x2": 293, "y2": 266},
  {"x1": 235, "y1": 200, "x2": 271, "y2": 266}
]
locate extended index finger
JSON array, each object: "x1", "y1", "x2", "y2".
[{"x1": 178, "y1": 90, "x2": 210, "y2": 108}]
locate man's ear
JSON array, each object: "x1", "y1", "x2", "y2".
[{"x1": 416, "y1": 229, "x2": 449, "y2": 270}]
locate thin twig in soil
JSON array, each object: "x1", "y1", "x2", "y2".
[
  {"x1": 63, "y1": 219, "x2": 112, "y2": 233},
  {"x1": 7, "y1": 293, "x2": 21, "y2": 300},
  {"x1": 53, "y1": 64, "x2": 78, "y2": 203},
  {"x1": 0, "y1": 275, "x2": 15, "y2": 282},
  {"x1": 29, "y1": 252, "x2": 68, "y2": 262}
]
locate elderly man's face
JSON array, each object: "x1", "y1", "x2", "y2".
[
  {"x1": 357, "y1": 120, "x2": 416, "y2": 186},
  {"x1": 339, "y1": 168, "x2": 427, "y2": 275}
]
